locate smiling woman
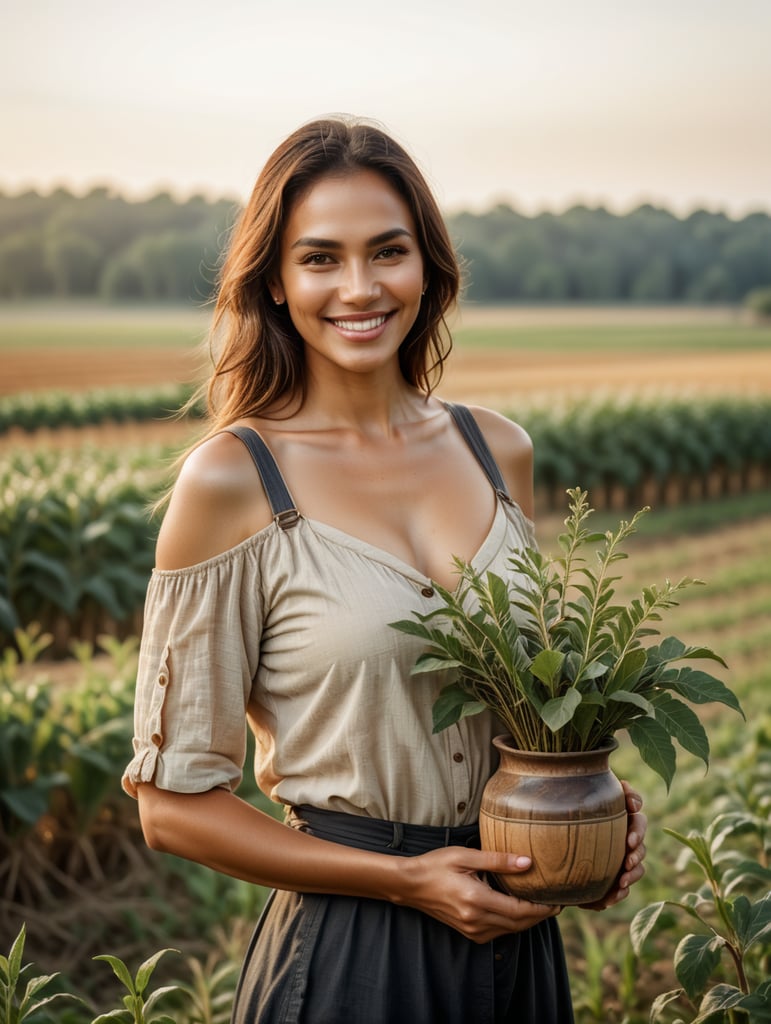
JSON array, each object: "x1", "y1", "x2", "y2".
[
  {"x1": 271, "y1": 169, "x2": 426, "y2": 381},
  {"x1": 122, "y1": 117, "x2": 647, "y2": 1024}
]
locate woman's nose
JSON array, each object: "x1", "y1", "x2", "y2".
[{"x1": 338, "y1": 261, "x2": 381, "y2": 305}]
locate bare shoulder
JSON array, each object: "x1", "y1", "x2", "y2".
[
  {"x1": 155, "y1": 431, "x2": 272, "y2": 570},
  {"x1": 465, "y1": 405, "x2": 534, "y2": 519}
]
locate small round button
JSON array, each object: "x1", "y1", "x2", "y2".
[
  {"x1": 420, "y1": 586, "x2": 434, "y2": 598},
  {"x1": 151, "y1": 732, "x2": 163, "y2": 747},
  {"x1": 453, "y1": 752, "x2": 464, "y2": 763},
  {"x1": 457, "y1": 801, "x2": 467, "y2": 812}
]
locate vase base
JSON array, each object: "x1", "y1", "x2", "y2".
[{"x1": 491, "y1": 872, "x2": 615, "y2": 906}]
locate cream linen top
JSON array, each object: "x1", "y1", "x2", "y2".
[{"x1": 122, "y1": 466, "x2": 535, "y2": 827}]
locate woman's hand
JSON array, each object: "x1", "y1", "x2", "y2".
[
  {"x1": 581, "y1": 780, "x2": 648, "y2": 910},
  {"x1": 394, "y1": 846, "x2": 561, "y2": 944}
]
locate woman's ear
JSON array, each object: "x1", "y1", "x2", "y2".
[{"x1": 269, "y1": 281, "x2": 286, "y2": 305}]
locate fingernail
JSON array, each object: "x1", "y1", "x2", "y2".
[
  {"x1": 509, "y1": 855, "x2": 532, "y2": 869},
  {"x1": 632, "y1": 797, "x2": 642, "y2": 811}
]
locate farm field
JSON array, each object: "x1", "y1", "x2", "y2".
[
  {"x1": 1, "y1": 302, "x2": 770, "y2": 401},
  {"x1": 2, "y1": 302, "x2": 769, "y2": 1021}
]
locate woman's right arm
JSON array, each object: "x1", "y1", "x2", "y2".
[
  {"x1": 137, "y1": 432, "x2": 560, "y2": 943},
  {"x1": 137, "y1": 783, "x2": 559, "y2": 943}
]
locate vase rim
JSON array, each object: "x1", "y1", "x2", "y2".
[{"x1": 492, "y1": 734, "x2": 619, "y2": 757}]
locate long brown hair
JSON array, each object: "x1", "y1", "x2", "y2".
[{"x1": 201, "y1": 116, "x2": 461, "y2": 432}]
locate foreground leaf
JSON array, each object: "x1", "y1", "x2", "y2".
[{"x1": 674, "y1": 933, "x2": 725, "y2": 1001}]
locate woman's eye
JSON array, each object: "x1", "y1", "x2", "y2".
[
  {"x1": 376, "y1": 246, "x2": 406, "y2": 260},
  {"x1": 302, "y1": 253, "x2": 333, "y2": 266}
]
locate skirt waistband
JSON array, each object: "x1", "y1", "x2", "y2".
[{"x1": 288, "y1": 804, "x2": 481, "y2": 856}]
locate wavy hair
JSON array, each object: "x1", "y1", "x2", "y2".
[{"x1": 198, "y1": 116, "x2": 461, "y2": 433}]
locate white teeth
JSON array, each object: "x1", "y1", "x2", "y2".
[{"x1": 332, "y1": 315, "x2": 387, "y2": 332}]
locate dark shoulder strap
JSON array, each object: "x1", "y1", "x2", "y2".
[
  {"x1": 443, "y1": 402, "x2": 511, "y2": 498},
  {"x1": 224, "y1": 426, "x2": 300, "y2": 530}
]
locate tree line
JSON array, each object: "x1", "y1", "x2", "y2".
[{"x1": 1, "y1": 186, "x2": 770, "y2": 303}]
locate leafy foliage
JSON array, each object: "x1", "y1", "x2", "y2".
[
  {"x1": 0, "y1": 385, "x2": 203, "y2": 436},
  {"x1": 91, "y1": 949, "x2": 181, "y2": 1024},
  {"x1": 0, "y1": 924, "x2": 81, "y2": 1024},
  {"x1": 630, "y1": 757, "x2": 771, "y2": 1023},
  {"x1": 2, "y1": 186, "x2": 771, "y2": 303},
  {"x1": 0, "y1": 446, "x2": 172, "y2": 649},
  {"x1": 392, "y1": 488, "x2": 740, "y2": 788}
]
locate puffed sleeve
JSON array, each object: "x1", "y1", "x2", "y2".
[{"x1": 122, "y1": 543, "x2": 263, "y2": 798}]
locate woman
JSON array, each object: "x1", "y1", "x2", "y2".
[{"x1": 122, "y1": 117, "x2": 646, "y2": 1023}]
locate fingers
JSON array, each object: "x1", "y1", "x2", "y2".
[{"x1": 400, "y1": 846, "x2": 561, "y2": 943}]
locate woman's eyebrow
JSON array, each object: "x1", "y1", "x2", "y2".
[{"x1": 290, "y1": 228, "x2": 414, "y2": 251}]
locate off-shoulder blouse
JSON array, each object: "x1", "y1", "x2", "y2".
[{"x1": 122, "y1": 418, "x2": 536, "y2": 827}]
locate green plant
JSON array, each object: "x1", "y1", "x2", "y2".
[
  {"x1": 173, "y1": 941, "x2": 239, "y2": 1024},
  {"x1": 0, "y1": 925, "x2": 81, "y2": 1024},
  {"x1": 91, "y1": 949, "x2": 182, "y2": 1024},
  {"x1": 391, "y1": 488, "x2": 742, "y2": 788},
  {"x1": 631, "y1": 813, "x2": 771, "y2": 1022}
]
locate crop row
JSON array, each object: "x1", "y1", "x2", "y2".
[
  {"x1": 0, "y1": 446, "x2": 170, "y2": 650},
  {"x1": 0, "y1": 629, "x2": 272, "y2": 983},
  {"x1": 518, "y1": 394, "x2": 771, "y2": 509},
  {"x1": 2, "y1": 395, "x2": 771, "y2": 649},
  {"x1": 0, "y1": 382, "x2": 204, "y2": 434}
]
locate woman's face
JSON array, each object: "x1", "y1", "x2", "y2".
[{"x1": 273, "y1": 169, "x2": 426, "y2": 381}]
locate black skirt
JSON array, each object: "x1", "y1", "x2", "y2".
[{"x1": 231, "y1": 806, "x2": 575, "y2": 1024}]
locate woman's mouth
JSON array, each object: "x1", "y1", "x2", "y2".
[{"x1": 329, "y1": 314, "x2": 390, "y2": 333}]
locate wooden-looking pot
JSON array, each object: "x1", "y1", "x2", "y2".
[{"x1": 479, "y1": 735, "x2": 628, "y2": 905}]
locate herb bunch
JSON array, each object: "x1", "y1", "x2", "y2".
[{"x1": 391, "y1": 488, "x2": 742, "y2": 788}]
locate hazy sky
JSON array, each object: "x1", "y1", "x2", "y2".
[{"x1": 3, "y1": 0, "x2": 770, "y2": 215}]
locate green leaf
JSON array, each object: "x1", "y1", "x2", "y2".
[
  {"x1": 663, "y1": 828, "x2": 717, "y2": 883},
  {"x1": 692, "y1": 983, "x2": 748, "y2": 1023},
  {"x1": 431, "y1": 684, "x2": 486, "y2": 734},
  {"x1": 742, "y1": 892, "x2": 771, "y2": 951},
  {"x1": 388, "y1": 618, "x2": 433, "y2": 639},
  {"x1": 143, "y1": 984, "x2": 183, "y2": 1014},
  {"x1": 93, "y1": 955, "x2": 136, "y2": 996},
  {"x1": 652, "y1": 692, "x2": 710, "y2": 767},
  {"x1": 674, "y1": 933, "x2": 725, "y2": 1001},
  {"x1": 8, "y1": 923, "x2": 25, "y2": 987},
  {"x1": 627, "y1": 717, "x2": 677, "y2": 790},
  {"x1": 630, "y1": 901, "x2": 668, "y2": 955},
  {"x1": 723, "y1": 860, "x2": 771, "y2": 895},
  {"x1": 411, "y1": 653, "x2": 463, "y2": 675},
  {"x1": 607, "y1": 690, "x2": 655, "y2": 714},
  {"x1": 135, "y1": 950, "x2": 179, "y2": 997},
  {"x1": 606, "y1": 648, "x2": 648, "y2": 693},
  {"x1": 649, "y1": 989, "x2": 687, "y2": 1021},
  {"x1": 670, "y1": 667, "x2": 744, "y2": 717},
  {"x1": 529, "y1": 649, "x2": 565, "y2": 693},
  {"x1": 540, "y1": 687, "x2": 581, "y2": 732}
]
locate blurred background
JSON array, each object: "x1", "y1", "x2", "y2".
[{"x1": 1, "y1": 2, "x2": 769, "y2": 1022}]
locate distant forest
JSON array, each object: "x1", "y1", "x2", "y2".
[{"x1": 1, "y1": 186, "x2": 770, "y2": 304}]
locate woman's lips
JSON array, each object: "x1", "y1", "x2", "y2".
[{"x1": 327, "y1": 312, "x2": 395, "y2": 340}]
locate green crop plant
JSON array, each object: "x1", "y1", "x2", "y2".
[
  {"x1": 0, "y1": 446, "x2": 172, "y2": 649},
  {"x1": 631, "y1": 737, "x2": 771, "y2": 1022},
  {"x1": 91, "y1": 948, "x2": 182, "y2": 1024},
  {"x1": 0, "y1": 384, "x2": 204, "y2": 436},
  {"x1": 516, "y1": 394, "x2": 771, "y2": 511},
  {"x1": 0, "y1": 925, "x2": 82, "y2": 1024}
]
